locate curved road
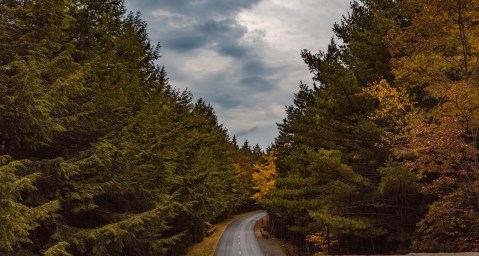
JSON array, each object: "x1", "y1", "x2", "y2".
[{"x1": 214, "y1": 211, "x2": 267, "y2": 256}]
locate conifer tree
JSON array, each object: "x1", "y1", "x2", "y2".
[
  {"x1": 271, "y1": 0, "x2": 423, "y2": 253},
  {"x1": 1, "y1": 0, "x2": 247, "y2": 255},
  {"x1": 0, "y1": 155, "x2": 60, "y2": 254}
]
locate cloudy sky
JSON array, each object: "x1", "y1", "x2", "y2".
[{"x1": 123, "y1": 0, "x2": 351, "y2": 149}]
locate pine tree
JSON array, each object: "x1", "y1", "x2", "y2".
[
  {"x1": 0, "y1": 155, "x2": 60, "y2": 254},
  {"x1": 1, "y1": 0, "x2": 246, "y2": 254},
  {"x1": 271, "y1": 1, "x2": 423, "y2": 253}
]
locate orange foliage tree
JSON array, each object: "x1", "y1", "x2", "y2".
[{"x1": 370, "y1": 0, "x2": 479, "y2": 251}]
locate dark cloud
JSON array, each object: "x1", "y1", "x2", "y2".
[
  {"x1": 191, "y1": 65, "x2": 279, "y2": 109},
  {"x1": 210, "y1": 92, "x2": 243, "y2": 108},
  {"x1": 236, "y1": 126, "x2": 259, "y2": 136},
  {"x1": 166, "y1": 34, "x2": 208, "y2": 52},
  {"x1": 218, "y1": 42, "x2": 248, "y2": 58},
  {"x1": 126, "y1": 0, "x2": 260, "y2": 17},
  {"x1": 125, "y1": 0, "x2": 270, "y2": 83},
  {"x1": 241, "y1": 59, "x2": 279, "y2": 75},
  {"x1": 164, "y1": 20, "x2": 248, "y2": 57},
  {"x1": 197, "y1": 19, "x2": 249, "y2": 57},
  {"x1": 197, "y1": 19, "x2": 233, "y2": 34},
  {"x1": 239, "y1": 76, "x2": 276, "y2": 91},
  {"x1": 125, "y1": 0, "x2": 260, "y2": 57}
]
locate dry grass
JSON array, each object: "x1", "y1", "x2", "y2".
[{"x1": 184, "y1": 211, "x2": 256, "y2": 256}]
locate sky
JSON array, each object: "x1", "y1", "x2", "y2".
[{"x1": 123, "y1": 0, "x2": 352, "y2": 149}]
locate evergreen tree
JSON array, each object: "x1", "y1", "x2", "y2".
[
  {"x1": 0, "y1": 0, "x2": 248, "y2": 255},
  {"x1": 271, "y1": 0, "x2": 424, "y2": 253},
  {"x1": 0, "y1": 155, "x2": 60, "y2": 254}
]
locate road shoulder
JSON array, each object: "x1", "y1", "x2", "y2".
[{"x1": 254, "y1": 215, "x2": 288, "y2": 256}]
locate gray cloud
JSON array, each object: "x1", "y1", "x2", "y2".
[
  {"x1": 239, "y1": 76, "x2": 276, "y2": 91},
  {"x1": 160, "y1": 18, "x2": 250, "y2": 55},
  {"x1": 218, "y1": 44, "x2": 248, "y2": 58},
  {"x1": 197, "y1": 19, "x2": 249, "y2": 57},
  {"x1": 126, "y1": 0, "x2": 261, "y2": 16},
  {"x1": 241, "y1": 59, "x2": 280, "y2": 76},
  {"x1": 167, "y1": 34, "x2": 208, "y2": 52},
  {"x1": 126, "y1": 0, "x2": 258, "y2": 58},
  {"x1": 210, "y1": 91, "x2": 243, "y2": 108},
  {"x1": 236, "y1": 126, "x2": 259, "y2": 136},
  {"x1": 198, "y1": 19, "x2": 235, "y2": 34}
]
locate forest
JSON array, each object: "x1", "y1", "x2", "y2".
[
  {"x1": 255, "y1": 0, "x2": 479, "y2": 254},
  {"x1": 0, "y1": 0, "x2": 261, "y2": 255},
  {"x1": 2, "y1": 0, "x2": 479, "y2": 255}
]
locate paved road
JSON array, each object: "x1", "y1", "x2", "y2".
[{"x1": 214, "y1": 211, "x2": 267, "y2": 256}]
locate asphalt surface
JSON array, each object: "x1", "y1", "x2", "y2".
[{"x1": 214, "y1": 211, "x2": 267, "y2": 256}]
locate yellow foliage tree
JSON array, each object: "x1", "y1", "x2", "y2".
[
  {"x1": 307, "y1": 227, "x2": 339, "y2": 255},
  {"x1": 251, "y1": 148, "x2": 277, "y2": 203},
  {"x1": 364, "y1": 79, "x2": 414, "y2": 146}
]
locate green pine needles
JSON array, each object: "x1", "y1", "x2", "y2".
[{"x1": 0, "y1": 1, "x2": 252, "y2": 255}]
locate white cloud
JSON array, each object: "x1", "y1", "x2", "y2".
[{"x1": 238, "y1": 0, "x2": 350, "y2": 55}]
